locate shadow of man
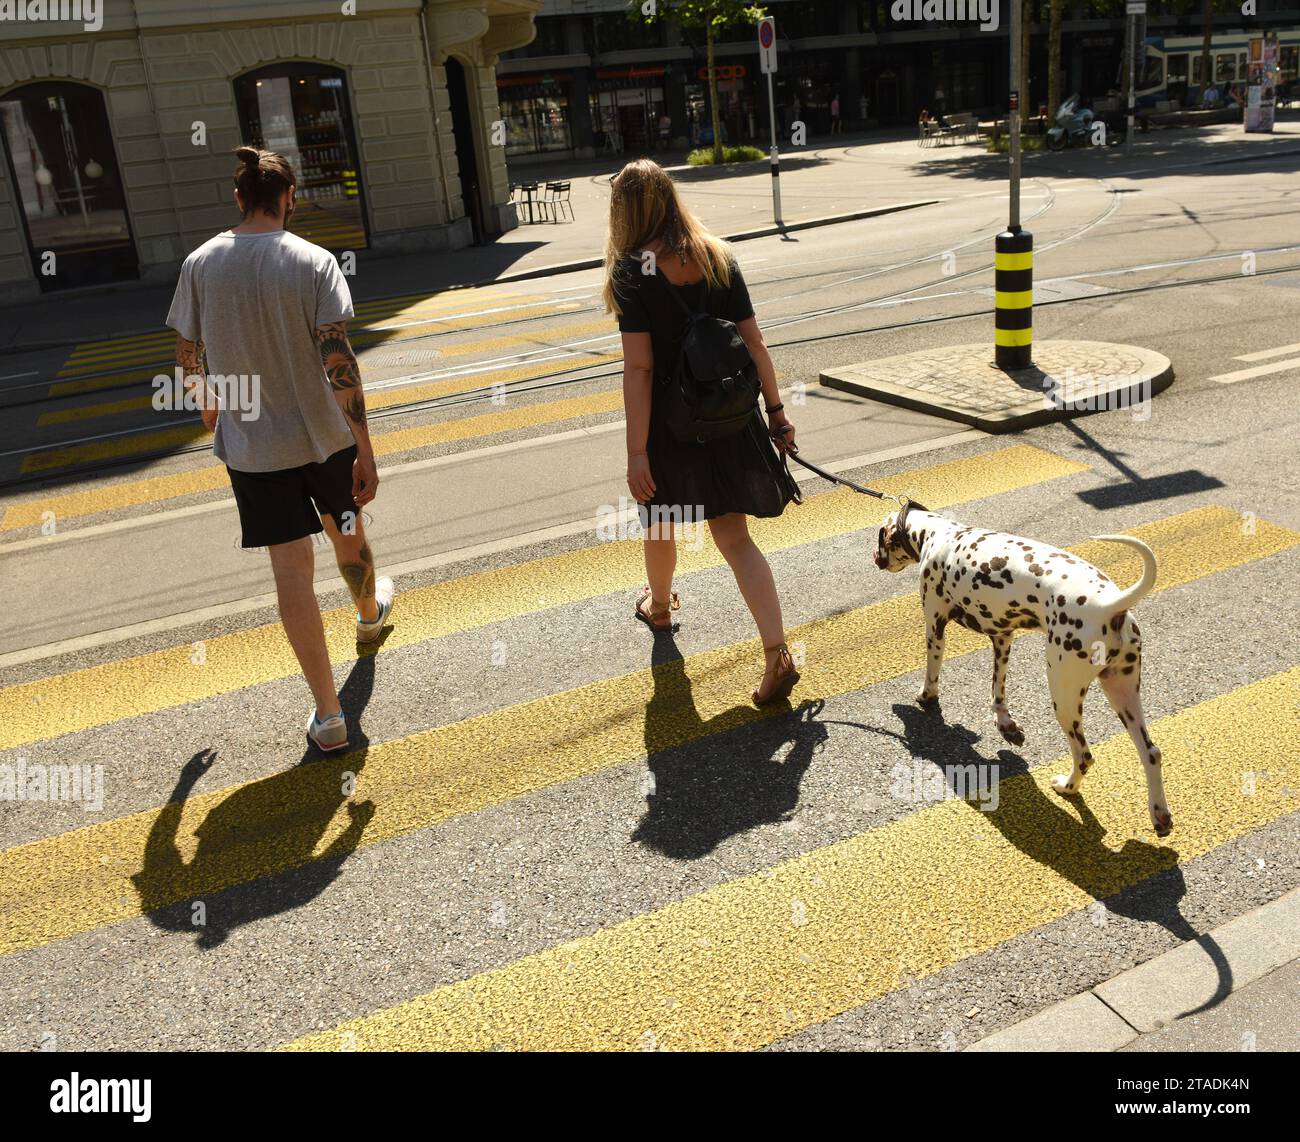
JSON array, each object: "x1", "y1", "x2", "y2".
[
  {"x1": 133, "y1": 642, "x2": 383, "y2": 949},
  {"x1": 889, "y1": 700, "x2": 1232, "y2": 1017},
  {"x1": 632, "y1": 636, "x2": 828, "y2": 860}
]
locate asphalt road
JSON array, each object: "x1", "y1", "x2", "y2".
[{"x1": 0, "y1": 126, "x2": 1297, "y2": 1051}]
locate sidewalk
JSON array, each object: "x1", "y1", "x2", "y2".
[
  {"x1": 967, "y1": 887, "x2": 1300, "y2": 1051},
  {"x1": 2, "y1": 118, "x2": 1294, "y2": 354},
  {"x1": 0, "y1": 128, "x2": 918, "y2": 355}
]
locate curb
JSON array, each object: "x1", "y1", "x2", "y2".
[
  {"x1": 821, "y1": 341, "x2": 1175, "y2": 434},
  {"x1": 965, "y1": 887, "x2": 1300, "y2": 1052},
  {"x1": 430, "y1": 199, "x2": 938, "y2": 287},
  {"x1": 0, "y1": 199, "x2": 938, "y2": 358}
]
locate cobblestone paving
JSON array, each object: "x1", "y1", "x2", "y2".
[{"x1": 821, "y1": 340, "x2": 1173, "y2": 429}]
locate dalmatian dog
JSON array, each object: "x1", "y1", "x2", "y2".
[{"x1": 874, "y1": 503, "x2": 1172, "y2": 837}]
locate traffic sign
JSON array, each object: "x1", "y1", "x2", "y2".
[
  {"x1": 1126, "y1": 1, "x2": 1145, "y2": 13},
  {"x1": 758, "y1": 16, "x2": 777, "y2": 74}
]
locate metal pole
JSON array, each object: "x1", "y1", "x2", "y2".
[
  {"x1": 767, "y1": 69, "x2": 782, "y2": 227},
  {"x1": 1126, "y1": 14, "x2": 1136, "y2": 157},
  {"x1": 1008, "y1": 0, "x2": 1021, "y2": 232},
  {"x1": 996, "y1": 4, "x2": 1033, "y2": 371}
]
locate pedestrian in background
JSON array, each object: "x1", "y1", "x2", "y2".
[
  {"x1": 166, "y1": 146, "x2": 395, "y2": 754},
  {"x1": 830, "y1": 92, "x2": 842, "y2": 134},
  {"x1": 602, "y1": 159, "x2": 802, "y2": 706}
]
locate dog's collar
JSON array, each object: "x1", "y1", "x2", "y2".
[{"x1": 893, "y1": 498, "x2": 928, "y2": 561}]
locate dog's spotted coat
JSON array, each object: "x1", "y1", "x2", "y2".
[{"x1": 874, "y1": 508, "x2": 1172, "y2": 837}]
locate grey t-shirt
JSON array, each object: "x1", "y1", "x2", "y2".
[{"x1": 165, "y1": 229, "x2": 356, "y2": 472}]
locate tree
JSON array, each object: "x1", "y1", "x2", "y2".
[
  {"x1": 1199, "y1": 0, "x2": 1213, "y2": 99},
  {"x1": 1020, "y1": 0, "x2": 1032, "y2": 118},
  {"x1": 1047, "y1": 0, "x2": 1062, "y2": 117},
  {"x1": 638, "y1": 0, "x2": 765, "y2": 164}
]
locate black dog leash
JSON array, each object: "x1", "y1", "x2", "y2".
[
  {"x1": 770, "y1": 424, "x2": 927, "y2": 560},
  {"x1": 770, "y1": 423, "x2": 895, "y2": 500}
]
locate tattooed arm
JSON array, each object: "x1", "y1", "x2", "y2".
[
  {"x1": 175, "y1": 335, "x2": 217, "y2": 431},
  {"x1": 316, "y1": 320, "x2": 379, "y2": 506}
]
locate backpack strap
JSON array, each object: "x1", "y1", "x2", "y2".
[{"x1": 653, "y1": 265, "x2": 706, "y2": 321}]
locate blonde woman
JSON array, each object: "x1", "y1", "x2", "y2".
[{"x1": 603, "y1": 158, "x2": 801, "y2": 706}]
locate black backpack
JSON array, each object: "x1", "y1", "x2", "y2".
[{"x1": 656, "y1": 268, "x2": 761, "y2": 444}]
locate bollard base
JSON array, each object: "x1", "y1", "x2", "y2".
[{"x1": 995, "y1": 228, "x2": 1034, "y2": 373}]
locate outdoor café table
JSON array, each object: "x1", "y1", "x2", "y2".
[{"x1": 516, "y1": 182, "x2": 540, "y2": 223}]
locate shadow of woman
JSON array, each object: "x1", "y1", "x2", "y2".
[
  {"x1": 888, "y1": 700, "x2": 1233, "y2": 1016},
  {"x1": 132, "y1": 642, "x2": 383, "y2": 949},
  {"x1": 632, "y1": 636, "x2": 828, "y2": 860}
]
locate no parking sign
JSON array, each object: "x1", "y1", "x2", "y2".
[{"x1": 758, "y1": 16, "x2": 777, "y2": 74}]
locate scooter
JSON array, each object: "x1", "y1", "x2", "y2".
[{"x1": 1045, "y1": 95, "x2": 1125, "y2": 151}]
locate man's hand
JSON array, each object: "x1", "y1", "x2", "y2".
[
  {"x1": 352, "y1": 450, "x2": 379, "y2": 507},
  {"x1": 200, "y1": 399, "x2": 218, "y2": 432}
]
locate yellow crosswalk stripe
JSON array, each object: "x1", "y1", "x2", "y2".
[
  {"x1": 3, "y1": 388, "x2": 626, "y2": 531},
  {"x1": 0, "y1": 444, "x2": 1085, "y2": 750},
  {"x1": 43, "y1": 304, "x2": 588, "y2": 403},
  {"x1": 283, "y1": 667, "x2": 1300, "y2": 1051},
  {"x1": 0, "y1": 504, "x2": 1291, "y2": 959},
  {"x1": 35, "y1": 335, "x2": 617, "y2": 429},
  {"x1": 38, "y1": 395, "x2": 155, "y2": 426},
  {"x1": 50, "y1": 368, "x2": 167, "y2": 399},
  {"x1": 18, "y1": 425, "x2": 210, "y2": 475},
  {"x1": 51, "y1": 293, "x2": 562, "y2": 374},
  {"x1": 19, "y1": 354, "x2": 619, "y2": 475}
]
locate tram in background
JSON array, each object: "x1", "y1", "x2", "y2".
[{"x1": 1131, "y1": 27, "x2": 1300, "y2": 110}]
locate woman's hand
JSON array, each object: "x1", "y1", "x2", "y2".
[
  {"x1": 627, "y1": 450, "x2": 656, "y2": 503},
  {"x1": 769, "y1": 411, "x2": 796, "y2": 453}
]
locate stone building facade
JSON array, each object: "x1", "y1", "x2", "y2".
[{"x1": 0, "y1": 0, "x2": 539, "y2": 300}]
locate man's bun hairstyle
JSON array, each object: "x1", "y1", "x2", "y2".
[{"x1": 233, "y1": 146, "x2": 296, "y2": 217}]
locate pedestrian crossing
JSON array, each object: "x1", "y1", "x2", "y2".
[
  {"x1": 45, "y1": 286, "x2": 587, "y2": 385},
  {"x1": 0, "y1": 441, "x2": 1296, "y2": 1051},
  {"x1": 284, "y1": 668, "x2": 1299, "y2": 1052},
  {"x1": 0, "y1": 444, "x2": 1088, "y2": 748},
  {"x1": 14, "y1": 297, "x2": 609, "y2": 480}
]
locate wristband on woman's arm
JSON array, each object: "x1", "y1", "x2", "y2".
[{"x1": 765, "y1": 402, "x2": 784, "y2": 415}]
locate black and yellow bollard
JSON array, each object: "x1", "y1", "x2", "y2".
[{"x1": 994, "y1": 229, "x2": 1033, "y2": 370}]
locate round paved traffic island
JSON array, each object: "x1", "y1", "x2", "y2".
[{"x1": 820, "y1": 340, "x2": 1174, "y2": 433}]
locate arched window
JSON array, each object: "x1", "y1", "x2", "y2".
[
  {"x1": 0, "y1": 81, "x2": 138, "y2": 291},
  {"x1": 233, "y1": 64, "x2": 368, "y2": 250}
]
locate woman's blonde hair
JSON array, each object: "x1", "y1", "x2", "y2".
[{"x1": 602, "y1": 158, "x2": 733, "y2": 315}]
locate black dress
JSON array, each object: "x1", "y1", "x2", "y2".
[{"x1": 613, "y1": 253, "x2": 799, "y2": 522}]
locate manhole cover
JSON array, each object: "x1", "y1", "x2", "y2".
[{"x1": 364, "y1": 347, "x2": 442, "y2": 367}]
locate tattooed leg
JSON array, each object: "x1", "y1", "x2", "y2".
[{"x1": 321, "y1": 514, "x2": 379, "y2": 622}]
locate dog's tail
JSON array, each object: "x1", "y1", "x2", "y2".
[{"x1": 1091, "y1": 534, "x2": 1158, "y2": 614}]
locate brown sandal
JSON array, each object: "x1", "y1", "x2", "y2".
[
  {"x1": 634, "y1": 586, "x2": 680, "y2": 633},
  {"x1": 752, "y1": 642, "x2": 800, "y2": 706}
]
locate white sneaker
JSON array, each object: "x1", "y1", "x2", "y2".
[
  {"x1": 356, "y1": 576, "x2": 394, "y2": 643},
  {"x1": 307, "y1": 710, "x2": 348, "y2": 752}
]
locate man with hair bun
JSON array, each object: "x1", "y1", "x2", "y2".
[{"x1": 166, "y1": 145, "x2": 395, "y2": 755}]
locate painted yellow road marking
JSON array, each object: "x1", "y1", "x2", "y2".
[
  {"x1": 38, "y1": 395, "x2": 156, "y2": 426},
  {"x1": 32, "y1": 335, "x2": 616, "y2": 434},
  {"x1": 0, "y1": 508, "x2": 1291, "y2": 958},
  {"x1": 3, "y1": 388, "x2": 627, "y2": 531},
  {"x1": 19, "y1": 353, "x2": 620, "y2": 475},
  {"x1": 283, "y1": 668, "x2": 1300, "y2": 1051},
  {"x1": 0, "y1": 445, "x2": 1086, "y2": 750},
  {"x1": 43, "y1": 304, "x2": 589, "y2": 403},
  {"x1": 54, "y1": 292, "x2": 549, "y2": 373},
  {"x1": 18, "y1": 425, "x2": 210, "y2": 475}
]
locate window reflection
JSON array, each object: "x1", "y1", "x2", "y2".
[
  {"x1": 0, "y1": 82, "x2": 138, "y2": 290},
  {"x1": 233, "y1": 67, "x2": 367, "y2": 249}
]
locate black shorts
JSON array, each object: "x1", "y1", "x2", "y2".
[{"x1": 227, "y1": 444, "x2": 359, "y2": 549}]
